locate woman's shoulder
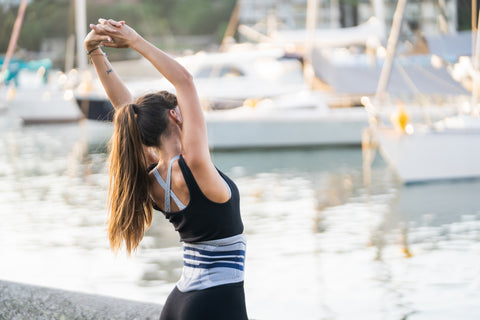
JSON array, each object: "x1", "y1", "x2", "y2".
[{"x1": 179, "y1": 154, "x2": 236, "y2": 204}]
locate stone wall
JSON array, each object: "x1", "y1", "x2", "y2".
[{"x1": 0, "y1": 280, "x2": 162, "y2": 320}]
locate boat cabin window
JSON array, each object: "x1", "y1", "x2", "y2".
[{"x1": 218, "y1": 65, "x2": 244, "y2": 78}]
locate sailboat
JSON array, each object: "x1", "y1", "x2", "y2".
[
  {"x1": 0, "y1": 0, "x2": 83, "y2": 125},
  {"x1": 367, "y1": 0, "x2": 480, "y2": 184}
]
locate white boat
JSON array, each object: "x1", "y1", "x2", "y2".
[
  {"x1": 363, "y1": 0, "x2": 480, "y2": 184},
  {"x1": 372, "y1": 116, "x2": 480, "y2": 183},
  {"x1": 177, "y1": 48, "x2": 306, "y2": 108},
  {"x1": 75, "y1": 47, "x2": 306, "y2": 118},
  {"x1": 1, "y1": 71, "x2": 83, "y2": 125},
  {"x1": 206, "y1": 90, "x2": 368, "y2": 149}
]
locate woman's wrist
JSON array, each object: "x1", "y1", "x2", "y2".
[
  {"x1": 89, "y1": 51, "x2": 107, "y2": 59},
  {"x1": 85, "y1": 43, "x2": 99, "y2": 52},
  {"x1": 86, "y1": 46, "x2": 100, "y2": 55},
  {"x1": 129, "y1": 34, "x2": 144, "y2": 51}
]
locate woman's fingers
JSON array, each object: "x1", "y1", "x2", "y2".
[
  {"x1": 87, "y1": 26, "x2": 112, "y2": 41},
  {"x1": 98, "y1": 18, "x2": 124, "y2": 28},
  {"x1": 99, "y1": 35, "x2": 112, "y2": 43},
  {"x1": 90, "y1": 23, "x2": 100, "y2": 32},
  {"x1": 108, "y1": 19, "x2": 124, "y2": 28},
  {"x1": 99, "y1": 24, "x2": 117, "y2": 33},
  {"x1": 90, "y1": 18, "x2": 132, "y2": 49},
  {"x1": 101, "y1": 41, "x2": 117, "y2": 48},
  {"x1": 96, "y1": 18, "x2": 116, "y2": 32},
  {"x1": 91, "y1": 23, "x2": 117, "y2": 36},
  {"x1": 85, "y1": 28, "x2": 111, "y2": 42},
  {"x1": 90, "y1": 23, "x2": 103, "y2": 32}
]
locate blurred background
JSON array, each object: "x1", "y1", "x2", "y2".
[{"x1": 1, "y1": 1, "x2": 480, "y2": 319}]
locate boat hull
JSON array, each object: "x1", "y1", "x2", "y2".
[
  {"x1": 2, "y1": 87, "x2": 83, "y2": 124},
  {"x1": 206, "y1": 108, "x2": 368, "y2": 149},
  {"x1": 374, "y1": 127, "x2": 480, "y2": 183},
  {"x1": 75, "y1": 97, "x2": 115, "y2": 122}
]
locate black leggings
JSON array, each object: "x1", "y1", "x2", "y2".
[{"x1": 159, "y1": 281, "x2": 248, "y2": 320}]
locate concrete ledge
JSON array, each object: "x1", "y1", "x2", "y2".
[{"x1": 0, "y1": 280, "x2": 163, "y2": 320}]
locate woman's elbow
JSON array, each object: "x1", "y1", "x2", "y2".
[
  {"x1": 170, "y1": 66, "x2": 195, "y2": 91},
  {"x1": 179, "y1": 69, "x2": 193, "y2": 85}
]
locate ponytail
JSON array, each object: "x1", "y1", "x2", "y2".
[{"x1": 107, "y1": 104, "x2": 153, "y2": 255}]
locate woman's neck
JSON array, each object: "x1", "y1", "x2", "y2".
[{"x1": 158, "y1": 136, "x2": 182, "y2": 164}]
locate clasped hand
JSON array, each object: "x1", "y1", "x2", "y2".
[{"x1": 84, "y1": 18, "x2": 139, "y2": 51}]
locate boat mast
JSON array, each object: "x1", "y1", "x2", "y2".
[
  {"x1": 472, "y1": 0, "x2": 480, "y2": 116},
  {"x1": 75, "y1": 0, "x2": 87, "y2": 71},
  {"x1": 372, "y1": 0, "x2": 386, "y2": 39},
  {"x1": 330, "y1": 0, "x2": 340, "y2": 29},
  {"x1": 473, "y1": 0, "x2": 478, "y2": 36},
  {"x1": 1, "y1": 0, "x2": 28, "y2": 76},
  {"x1": 437, "y1": 0, "x2": 448, "y2": 34},
  {"x1": 375, "y1": 0, "x2": 408, "y2": 103},
  {"x1": 306, "y1": 0, "x2": 318, "y2": 45},
  {"x1": 305, "y1": 0, "x2": 318, "y2": 87},
  {"x1": 220, "y1": 0, "x2": 240, "y2": 50}
]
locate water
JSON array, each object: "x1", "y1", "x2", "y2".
[{"x1": 1, "y1": 122, "x2": 480, "y2": 320}]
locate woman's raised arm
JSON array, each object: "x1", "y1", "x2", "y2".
[{"x1": 84, "y1": 19, "x2": 133, "y2": 109}]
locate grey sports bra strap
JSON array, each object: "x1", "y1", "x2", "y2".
[
  {"x1": 165, "y1": 155, "x2": 180, "y2": 212},
  {"x1": 152, "y1": 155, "x2": 186, "y2": 212}
]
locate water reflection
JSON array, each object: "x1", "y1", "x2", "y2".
[
  {"x1": 0, "y1": 123, "x2": 479, "y2": 319},
  {"x1": 390, "y1": 181, "x2": 480, "y2": 226}
]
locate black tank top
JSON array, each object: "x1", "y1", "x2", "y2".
[{"x1": 152, "y1": 155, "x2": 244, "y2": 243}]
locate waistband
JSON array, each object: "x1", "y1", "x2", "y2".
[{"x1": 176, "y1": 234, "x2": 247, "y2": 292}]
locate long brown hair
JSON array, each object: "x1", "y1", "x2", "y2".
[{"x1": 107, "y1": 91, "x2": 177, "y2": 254}]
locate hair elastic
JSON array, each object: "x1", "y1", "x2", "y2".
[
  {"x1": 89, "y1": 52, "x2": 107, "y2": 59},
  {"x1": 131, "y1": 104, "x2": 139, "y2": 114},
  {"x1": 87, "y1": 47, "x2": 100, "y2": 55}
]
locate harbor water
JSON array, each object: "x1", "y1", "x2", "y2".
[{"x1": 1, "y1": 122, "x2": 479, "y2": 320}]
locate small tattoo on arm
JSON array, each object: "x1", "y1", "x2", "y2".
[{"x1": 104, "y1": 62, "x2": 113, "y2": 75}]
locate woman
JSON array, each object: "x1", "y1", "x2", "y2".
[{"x1": 84, "y1": 19, "x2": 248, "y2": 320}]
